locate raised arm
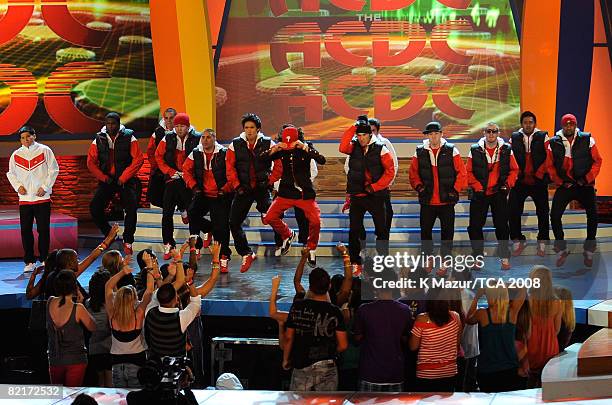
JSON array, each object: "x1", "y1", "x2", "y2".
[
  {"x1": 171, "y1": 248, "x2": 186, "y2": 291},
  {"x1": 269, "y1": 274, "x2": 288, "y2": 323},
  {"x1": 466, "y1": 288, "x2": 485, "y2": 325},
  {"x1": 77, "y1": 224, "x2": 119, "y2": 278},
  {"x1": 293, "y1": 248, "x2": 309, "y2": 295},
  {"x1": 26, "y1": 265, "x2": 47, "y2": 299},
  {"x1": 195, "y1": 242, "x2": 221, "y2": 297},
  {"x1": 104, "y1": 255, "x2": 133, "y2": 318},
  {"x1": 335, "y1": 243, "x2": 353, "y2": 307}
]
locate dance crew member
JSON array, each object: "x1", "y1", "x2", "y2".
[
  {"x1": 262, "y1": 125, "x2": 326, "y2": 267},
  {"x1": 409, "y1": 122, "x2": 467, "y2": 276},
  {"x1": 146, "y1": 107, "x2": 176, "y2": 209},
  {"x1": 508, "y1": 111, "x2": 550, "y2": 257},
  {"x1": 7, "y1": 126, "x2": 59, "y2": 272},
  {"x1": 183, "y1": 129, "x2": 234, "y2": 273},
  {"x1": 343, "y1": 118, "x2": 398, "y2": 238},
  {"x1": 548, "y1": 114, "x2": 602, "y2": 267},
  {"x1": 339, "y1": 116, "x2": 395, "y2": 275},
  {"x1": 155, "y1": 113, "x2": 200, "y2": 259},
  {"x1": 88, "y1": 112, "x2": 143, "y2": 255},
  {"x1": 467, "y1": 122, "x2": 518, "y2": 270},
  {"x1": 226, "y1": 113, "x2": 285, "y2": 273}
]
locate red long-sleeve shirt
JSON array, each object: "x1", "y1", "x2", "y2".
[
  {"x1": 408, "y1": 139, "x2": 467, "y2": 205},
  {"x1": 467, "y1": 138, "x2": 519, "y2": 196},
  {"x1": 183, "y1": 145, "x2": 233, "y2": 197},
  {"x1": 87, "y1": 132, "x2": 143, "y2": 184},
  {"x1": 339, "y1": 125, "x2": 395, "y2": 194},
  {"x1": 146, "y1": 134, "x2": 159, "y2": 171},
  {"x1": 545, "y1": 131, "x2": 602, "y2": 185},
  {"x1": 154, "y1": 134, "x2": 192, "y2": 178},
  {"x1": 226, "y1": 133, "x2": 282, "y2": 190}
]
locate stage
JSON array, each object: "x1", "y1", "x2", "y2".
[
  {"x1": 0, "y1": 245, "x2": 611, "y2": 325},
  {"x1": 1, "y1": 385, "x2": 611, "y2": 405}
]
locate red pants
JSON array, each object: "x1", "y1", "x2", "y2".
[
  {"x1": 263, "y1": 197, "x2": 321, "y2": 250},
  {"x1": 49, "y1": 363, "x2": 87, "y2": 387}
]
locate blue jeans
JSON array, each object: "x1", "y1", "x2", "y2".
[
  {"x1": 112, "y1": 363, "x2": 141, "y2": 388},
  {"x1": 290, "y1": 360, "x2": 338, "y2": 391}
]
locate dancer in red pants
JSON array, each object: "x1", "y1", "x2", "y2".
[{"x1": 262, "y1": 125, "x2": 326, "y2": 267}]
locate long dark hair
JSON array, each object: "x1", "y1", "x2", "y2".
[
  {"x1": 54, "y1": 269, "x2": 77, "y2": 307},
  {"x1": 426, "y1": 288, "x2": 451, "y2": 327},
  {"x1": 88, "y1": 270, "x2": 110, "y2": 312}
]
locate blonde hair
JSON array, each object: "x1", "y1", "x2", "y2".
[
  {"x1": 102, "y1": 250, "x2": 122, "y2": 275},
  {"x1": 486, "y1": 286, "x2": 509, "y2": 323},
  {"x1": 112, "y1": 285, "x2": 137, "y2": 329},
  {"x1": 554, "y1": 286, "x2": 575, "y2": 332},
  {"x1": 529, "y1": 265, "x2": 557, "y2": 318}
]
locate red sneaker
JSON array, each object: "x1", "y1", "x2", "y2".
[
  {"x1": 556, "y1": 250, "x2": 569, "y2": 267},
  {"x1": 352, "y1": 263, "x2": 362, "y2": 277},
  {"x1": 196, "y1": 249, "x2": 201, "y2": 261},
  {"x1": 163, "y1": 244, "x2": 173, "y2": 260},
  {"x1": 583, "y1": 251, "x2": 593, "y2": 267},
  {"x1": 501, "y1": 258, "x2": 511, "y2": 271},
  {"x1": 537, "y1": 242, "x2": 546, "y2": 257},
  {"x1": 342, "y1": 196, "x2": 351, "y2": 213},
  {"x1": 512, "y1": 241, "x2": 526, "y2": 257},
  {"x1": 240, "y1": 253, "x2": 256, "y2": 273},
  {"x1": 220, "y1": 255, "x2": 229, "y2": 273},
  {"x1": 202, "y1": 233, "x2": 212, "y2": 249},
  {"x1": 123, "y1": 243, "x2": 133, "y2": 256}
]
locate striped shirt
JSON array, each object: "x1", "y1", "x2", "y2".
[{"x1": 411, "y1": 311, "x2": 460, "y2": 379}]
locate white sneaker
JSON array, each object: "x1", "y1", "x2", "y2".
[
  {"x1": 163, "y1": 244, "x2": 172, "y2": 260},
  {"x1": 281, "y1": 231, "x2": 296, "y2": 256},
  {"x1": 307, "y1": 250, "x2": 316, "y2": 268},
  {"x1": 23, "y1": 263, "x2": 35, "y2": 273},
  {"x1": 274, "y1": 247, "x2": 282, "y2": 257}
]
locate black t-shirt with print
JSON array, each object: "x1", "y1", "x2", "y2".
[{"x1": 286, "y1": 299, "x2": 346, "y2": 369}]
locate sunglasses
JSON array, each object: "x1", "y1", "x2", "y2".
[{"x1": 485, "y1": 129, "x2": 500, "y2": 134}]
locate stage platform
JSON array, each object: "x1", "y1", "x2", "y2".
[
  {"x1": 1, "y1": 385, "x2": 611, "y2": 405},
  {"x1": 0, "y1": 247, "x2": 610, "y2": 324}
]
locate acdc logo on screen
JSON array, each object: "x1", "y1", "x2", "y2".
[
  {"x1": 0, "y1": 1, "x2": 156, "y2": 137},
  {"x1": 214, "y1": 0, "x2": 520, "y2": 141}
]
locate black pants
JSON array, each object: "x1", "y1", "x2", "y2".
[
  {"x1": 420, "y1": 204, "x2": 455, "y2": 257},
  {"x1": 477, "y1": 368, "x2": 518, "y2": 393},
  {"x1": 356, "y1": 193, "x2": 392, "y2": 242},
  {"x1": 188, "y1": 193, "x2": 233, "y2": 258},
  {"x1": 162, "y1": 178, "x2": 192, "y2": 246},
  {"x1": 415, "y1": 376, "x2": 456, "y2": 393},
  {"x1": 20, "y1": 201, "x2": 51, "y2": 264},
  {"x1": 551, "y1": 185, "x2": 597, "y2": 252},
  {"x1": 349, "y1": 194, "x2": 389, "y2": 264},
  {"x1": 468, "y1": 192, "x2": 510, "y2": 259},
  {"x1": 294, "y1": 207, "x2": 309, "y2": 244},
  {"x1": 456, "y1": 356, "x2": 478, "y2": 392},
  {"x1": 230, "y1": 187, "x2": 281, "y2": 256},
  {"x1": 90, "y1": 179, "x2": 141, "y2": 244},
  {"x1": 509, "y1": 183, "x2": 550, "y2": 241}
]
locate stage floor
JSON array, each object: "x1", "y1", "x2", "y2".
[
  {"x1": 0, "y1": 246, "x2": 610, "y2": 320},
  {"x1": 1, "y1": 385, "x2": 611, "y2": 405}
]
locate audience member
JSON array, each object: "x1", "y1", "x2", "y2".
[
  {"x1": 554, "y1": 286, "x2": 575, "y2": 352},
  {"x1": 85, "y1": 269, "x2": 112, "y2": 387},
  {"x1": 410, "y1": 287, "x2": 462, "y2": 393},
  {"x1": 515, "y1": 300, "x2": 531, "y2": 389},
  {"x1": 105, "y1": 254, "x2": 155, "y2": 387},
  {"x1": 527, "y1": 266, "x2": 562, "y2": 388},
  {"x1": 47, "y1": 269, "x2": 96, "y2": 386},
  {"x1": 466, "y1": 286, "x2": 525, "y2": 392},
  {"x1": 71, "y1": 393, "x2": 98, "y2": 405},
  {"x1": 283, "y1": 267, "x2": 348, "y2": 391}
]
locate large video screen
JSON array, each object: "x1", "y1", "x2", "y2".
[
  {"x1": 215, "y1": 0, "x2": 520, "y2": 142},
  {"x1": 0, "y1": 0, "x2": 156, "y2": 138}
]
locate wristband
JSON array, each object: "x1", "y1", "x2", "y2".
[
  {"x1": 190, "y1": 247, "x2": 196, "y2": 252},
  {"x1": 97, "y1": 245, "x2": 105, "y2": 251}
]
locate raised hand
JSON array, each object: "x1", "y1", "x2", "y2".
[
  {"x1": 179, "y1": 240, "x2": 190, "y2": 257},
  {"x1": 121, "y1": 255, "x2": 133, "y2": 274},
  {"x1": 272, "y1": 274, "x2": 281, "y2": 292},
  {"x1": 104, "y1": 223, "x2": 120, "y2": 244},
  {"x1": 210, "y1": 241, "x2": 221, "y2": 261},
  {"x1": 142, "y1": 251, "x2": 153, "y2": 268},
  {"x1": 336, "y1": 242, "x2": 348, "y2": 255}
]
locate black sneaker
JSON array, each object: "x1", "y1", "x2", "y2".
[{"x1": 281, "y1": 231, "x2": 296, "y2": 256}]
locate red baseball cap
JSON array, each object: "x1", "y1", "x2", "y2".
[
  {"x1": 561, "y1": 114, "x2": 577, "y2": 126},
  {"x1": 281, "y1": 126, "x2": 299, "y2": 144}
]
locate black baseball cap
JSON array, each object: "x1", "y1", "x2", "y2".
[{"x1": 423, "y1": 121, "x2": 442, "y2": 134}]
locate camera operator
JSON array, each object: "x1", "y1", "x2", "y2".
[{"x1": 126, "y1": 357, "x2": 198, "y2": 405}]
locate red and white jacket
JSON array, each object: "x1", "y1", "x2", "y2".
[
  {"x1": 408, "y1": 138, "x2": 468, "y2": 205},
  {"x1": 546, "y1": 129, "x2": 602, "y2": 186},
  {"x1": 183, "y1": 142, "x2": 233, "y2": 197},
  {"x1": 86, "y1": 125, "x2": 143, "y2": 184},
  {"x1": 467, "y1": 137, "x2": 519, "y2": 196},
  {"x1": 7, "y1": 142, "x2": 59, "y2": 204}
]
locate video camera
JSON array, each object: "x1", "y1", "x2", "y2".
[{"x1": 128, "y1": 356, "x2": 196, "y2": 405}]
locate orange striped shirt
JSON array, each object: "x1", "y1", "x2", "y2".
[{"x1": 411, "y1": 311, "x2": 460, "y2": 378}]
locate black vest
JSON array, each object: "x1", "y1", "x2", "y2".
[
  {"x1": 549, "y1": 132, "x2": 592, "y2": 182},
  {"x1": 276, "y1": 142, "x2": 321, "y2": 200},
  {"x1": 163, "y1": 130, "x2": 200, "y2": 178},
  {"x1": 347, "y1": 140, "x2": 389, "y2": 197},
  {"x1": 231, "y1": 135, "x2": 273, "y2": 188},
  {"x1": 192, "y1": 146, "x2": 228, "y2": 191},
  {"x1": 510, "y1": 130, "x2": 548, "y2": 180},
  {"x1": 470, "y1": 142, "x2": 512, "y2": 190},
  {"x1": 144, "y1": 307, "x2": 186, "y2": 358},
  {"x1": 95, "y1": 128, "x2": 135, "y2": 178},
  {"x1": 416, "y1": 143, "x2": 458, "y2": 204}
]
